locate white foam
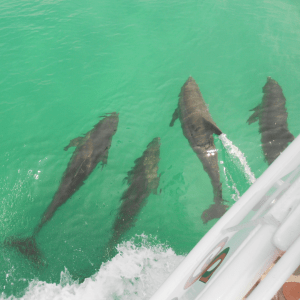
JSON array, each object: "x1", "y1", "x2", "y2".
[
  {"x1": 219, "y1": 134, "x2": 256, "y2": 185},
  {"x1": 221, "y1": 164, "x2": 241, "y2": 201},
  {"x1": 1, "y1": 235, "x2": 184, "y2": 300}
]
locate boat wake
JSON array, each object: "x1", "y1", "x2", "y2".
[
  {"x1": 0, "y1": 235, "x2": 184, "y2": 300},
  {"x1": 218, "y1": 134, "x2": 256, "y2": 201}
]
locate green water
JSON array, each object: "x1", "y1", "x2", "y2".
[{"x1": 1, "y1": 0, "x2": 300, "y2": 297}]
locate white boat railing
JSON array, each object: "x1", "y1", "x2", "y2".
[{"x1": 150, "y1": 135, "x2": 300, "y2": 300}]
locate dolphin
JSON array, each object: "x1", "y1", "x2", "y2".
[
  {"x1": 247, "y1": 77, "x2": 294, "y2": 165},
  {"x1": 4, "y1": 112, "x2": 119, "y2": 265},
  {"x1": 170, "y1": 77, "x2": 227, "y2": 224},
  {"x1": 107, "y1": 137, "x2": 160, "y2": 252}
]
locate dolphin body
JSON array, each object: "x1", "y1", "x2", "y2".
[
  {"x1": 107, "y1": 137, "x2": 160, "y2": 252},
  {"x1": 247, "y1": 77, "x2": 294, "y2": 165},
  {"x1": 170, "y1": 77, "x2": 227, "y2": 224},
  {"x1": 5, "y1": 112, "x2": 119, "y2": 265}
]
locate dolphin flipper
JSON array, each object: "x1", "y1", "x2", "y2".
[
  {"x1": 101, "y1": 149, "x2": 109, "y2": 169},
  {"x1": 284, "y1": 131, "x2": 295, "y2": 143},
  {"x1": 64, "y1": 137, "x2": 85, "y2": 151},
  {"x1": 247, "y1": 104, "x2": 261, "y2": 124},
  {"x1": 150, "y1": 176, "x2": 160, "y2": 195},
  {"x1": 170, "y1": 108, "x2": 179, "y2": 127}
]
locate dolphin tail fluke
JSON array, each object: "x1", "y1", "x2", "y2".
[
  {"x1": 201, "y1": 201, "x2": 229, "y2": 224},
  {"x1": 170, "y1": 108, "x2": 179, "y2": 127},
  {"x1": 104, "y1": 236, "x2": 119, "y2": 260},
  {"x1": 3, "y1": 236, "x2": 45, "y2": 267}
]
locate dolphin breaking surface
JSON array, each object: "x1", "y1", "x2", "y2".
[
  {"x1": 4, "y1": 112, "x2": 119, "y2": 265},
  {"x1": 247, "y1": 77, "x2": 294, "y2": 165},
  {"x1": 170, "y1": 76, "x2": 228, "y2": 224},
  {"x1": 107, "y1": 137, "x2": 161, "y2": 252}
]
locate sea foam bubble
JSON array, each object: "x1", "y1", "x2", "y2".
[{"x1": 1, "y1": 235, "x2": 184, "y2": 300}]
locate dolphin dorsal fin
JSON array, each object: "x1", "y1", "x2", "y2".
[
  {"x1": 202, "y1": 117, "x2": 222, "y2": 136},
  {"x1": 247, "y1": 104, "x2": 261, "y2": 125}
]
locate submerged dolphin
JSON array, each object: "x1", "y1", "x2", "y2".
[
  {"x1": 5, "y1": 112, "x2": 119, "y2": 265},
  {"x1": 107, "y1": 137, "x2": 160, "y2": 252},
  {"x1": 247, "y1": 77, "x2": 294, "y2": 165},
  {"x1": 170, "y1": 77, "x2": 227, "y2": 224}
]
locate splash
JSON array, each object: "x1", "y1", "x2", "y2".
[
  {"x1": 221, "y1": 163, "x2": 242, "y2": 201},
  {"x1": 0, "y1": 235, "x2": 184, "y2": 300},
  {"x1": 219, "y1": 134, "x2": 256, "y2": 185}
]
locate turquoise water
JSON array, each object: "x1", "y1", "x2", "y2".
[{"x1": 1, "y1": 0, "x2": 300, "y2": 298}]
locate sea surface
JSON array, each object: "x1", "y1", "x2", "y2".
[{"x1": 1, "y1": 0, "x2": 300, "y2": 299}]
